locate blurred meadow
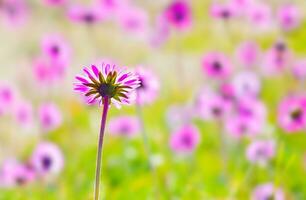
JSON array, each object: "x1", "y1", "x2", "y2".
[{"x1": 0, "y1": 0, "x2": 306, "y2": 199}]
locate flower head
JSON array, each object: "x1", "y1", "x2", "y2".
[
  {"x1": 74, "y1": 63, "x2": 140, "y2": 108},
  {"x1": 13, "y1": 100, "x2": 33, "y2": 129},
  {"x1": 277, "y1": 4, "x2": 300, "y2": 31},
  {"x1": 210, "y1": 2, "x2": 237, "y2": 20},
  {"x1": 108, "y1": 115, "x2": 140, "y2": 138},
  {"x1": 38, "y1": 103, "x2": 62, "y2": 133},
  {"x1": 67, "y1": 4, "x2": 105, "y2": 25},
  {"x1": 0, "y1": 0, "x2": 29, "y2": 28},
  {"x1": 292, "y1": 59, "x2": 306, "y2": 80},
  {"x1": 30, "y1": 142, "x2": 64, "y2": 176},
  {"x1": 164, "y1": 0, "x2": 192, "y2": 30},
  {"x1": 201, "y1": 52, "x2": 232, "y2": 79},
  {"x1": 236, "y1": 41, "x2": 261, "y2": 67},
  {"x1": 251, "y1": 183, "x2": 284, "y2": 200},
  {"x1": 169, "y1": 124, "x2": 200, "y2": 154},
  {"x1": 246, "y1": 140, "x2": 275, "y2": 165},
  {"x1": 232, "y1": 71, "x2": 261, "y2": 99}
]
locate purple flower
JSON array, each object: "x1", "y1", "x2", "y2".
[
  {"x1": 232, "y1": 71, "x2": 261, "y2": 99},
  {"x1": 202, "y1": 52, "x2": 232, "y2": 79},
  {"x1": 251, "y1": 183, "x2": 284, "y2": 200},
  {"x1": 13, "y1": 100, "x2": 33, "y2": 129},
  {"x1": 108, "y1": 115, "x2": 140, "y2": 138},
  {"x1": 277, "y1": 95, "x2": 306, "y2": 133},
  {"x1": 67, "y1": 4, "x2": 105, "y2": 25},
  {"x1": 261, "y1": 42, "x2": 293, "y2": 75},
  {"x1": 246, "y1": 140, "x2": 275, "y2": 165},
  {"x1": 277, "y1": 4, "x2": 300, "y2": 31},
  {"x1": 30, "y1": 142, "x2": 64, "y2": 176},
  {"x1": 292, "y1": 59, "x2": 306, "y2": 80},
  {"x1": 0, "y1": 159, "x2": 35, "y2": 188},
  {"x1": 38, "y1": 103, "x2": 62, "y2": 133},
  {"x1": 0, "y1": 0, "x2": 28, "y2": 28},
  {"x1": 135, "y1": 67, "x2": 160, "y2": 105},
  {"x1": 236, "y1": 41, "x2": 261, "y2": 67},
  {"x1": 164, "y1": 0, "x2": 192, "y2": 31},
  {"x1": 74, "y1": 63, "x2": 140, "y2": 108},
  {"x1": 169, "y1": 124, "x2": 200, "y2": 154},
  {"x1": 116, "y1": 5, "x2": 149, "y2": 38}
]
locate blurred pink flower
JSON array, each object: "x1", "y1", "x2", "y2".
[
  {"x1": 0, "y1": 0, "x2": 29, "y2": 28},
  {"x1": 210, "y1": 2, "x2": 236, "y2": 20},
  {"x1": 236, "y1": 41, "x2": 261, "y2": 67},
  {"x1": 67, "y1": 4, "x2": 105, "y2": 25},
  {"x1": 261, "y1": 42, "x2": 293, "y2": 75},
  {"x1": 42, "y1": 0, "x2": 67, "y2": 7},
  {"x1": 246, "y1": 2, "x2": 272, "y2": 30},
  {"x1": 13, "y1": 100, "x2": 33, "y2": 129},
  {"x1": 135, "y1": 67, "x2": 160, "y2": 105},
  {"x1": 41, "y1": 33, "x2": 71, "y2": 68},
  {"x1": 229, "y1": 0, "x2": 253, "y2": 15},
  {"x1": 246, "y1": 140, "x2": 275, "y2": 165},
  {"x1": 74, "y1": 63, "x2": 140, "y2": 108},
  {"x1": 97, "y1": 0, "x2": 129, "y2": 17},
  {"x1": 225, "y1": 115, "x2": 260, "y2": 138},
  {"x1": 251, "y1": 183, "x2": 284, "y2": 200},
  {"x1": 232, "y1": 71, "x2": 261, "y2": 99},
  {"x1": 116, "y1": 5, "x2": 149, "y2": 38},
  {"x1": 164, "y1": 0, "x2": 192, "y2": 31},
  {"x1": 169, "y1": 124, "x2": 200, "y2": 154},
  {"x1": 277, "y1": 4, "x2": 300, "y2": 31},
  {"x1": 38, "y1": 103, "x2": 62, "y2": 133},
  {"x1": 108, "y1": 115, "x2": 140, "y2": 138},
  {"x1": 277, "y1": 95, "x2": 306, "y2": 133},
  {"x1": 149, "y1": 14, "x2": 170, "y2": 47},
  {"x1": 30, "y1": 142, "x2": 64, "y2": 176},
  {"x1": 0, "y1": 83, "x2": 17, "y2": 115},
  {"x1": 219, "y1": 83, "x2": 236, "y2": 103},
  {"x1": 292, "y1": 59, "x2": 306, "y2": 80},
  {"x1": 201, "y1": 52, "x2": 232, "y2": 80},
  {"x1": 0, "y1": 159, "x2": 35, "y2": 188},
  {"x1": 195, "y1": 88, "x2": 231, "y2": 121}
]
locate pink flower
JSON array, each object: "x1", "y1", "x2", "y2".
[
  {"x1": 210, "y1": 2, "x2": 237, "y2": 20},
  {"x1": 135, "y1": 67, "x2": 160, "y2": 105},
  {"x1": 277, "y1": 4, "x2": 300, "y2": 31},
  {"x1": 277, "y1": 95, "x2": 306, "y2": 133},
  {"x1": 149, "y1": 14, "x2": 170, "y2": 47},
  {"x1": 292, "y1": 59, "x2": 306, "y2": 80},
  {"x1": 225, "y1": 115, "x2": 260, "y2": 138},
  {"x1": 30, "y1": 142, "x2": 64, "y2": 176},
  {"x1": 41, "y1": 33, "x2": 71, "y2": 68},
  {"x1": 251, "y1": 183, "x2": 284, "y2": 200},
  {"x1": 67, "y1": 4, "x2": 105, "y2": 25},
  {"x1": 13, "y1": 100, "x2": 33, "y2": 129},
  {"x1": 246, "y1": 3, "x2": 272, "y2": 30},
  {"x1": 169, "y1": 124, "x2": 200, "y2": 154},
  {"x1": 164, "y1": 0, "x2": 192, "y2": 31},
  {"x1": 236, "y1": 41, "x2": 261, "y2": 67},
  {"x1": 261, "y1": 42, "x2": 293, "y2": 75},
  {"x1": 42, "y1": 0, "x2": 67, "y2": 7},
  {"x1": 116, "y1": 5, "x2": 149, "y2": 38},
  {"x1": 74, "y1": 63, "x2": 140, "y2": 108},
  {"x1": 246, "y1": 140, "x2": 275, "y2": 165},
  {"x1": 97, "y1": 0, "x2": 129, "y2": 16},
  {"x1": 0, "y1": 0, "x2": 29, "y2": 28},
  {"x1": 232, "y1": 71, "x2": 261, "y2": 99},
  {"x1": 0, "y1": 83, "x2": 17, "y2": 115},
  {"x1": 0, "y1": 159, "x2": 35, "y2": 188},
  {"x1": 38, "y1": 103, "x2": 62, "y2": 133},
  {"x1": 108, "y1": 115, "x2": 140, "y2": 138},
  {"x1": 201, "y1": 52, "x2": 232, "y2": 80}
]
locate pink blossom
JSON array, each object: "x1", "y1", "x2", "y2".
[
  {"x1": 38, "y1": 103, "x2": 62, "y2": 133},
  {"x1": 0, "y1": 0, "x2": 29, "y2": 28},
  {"x1": 251, "y1": 183, "x2": 284, "y2": 200},
  {"x1": 236, "y1": 41, "x2": 261, "y2": 67},
  {"x1": 42, "y1": 0, "x2": 67, "y2": 7},
  {"x1": 232, "y1": 71, "x2": 261, "y2": 99},
  {"x1": 0, "y1": 83, "x2": 17, "y2": 115},
  {"x1": 277, "y1": 4, "x2": 300, "y2": 31},
  {"x1": 246, "y1": 140, "x2": 275, "y2": 165},
  {"x1": 67, "y1": 4, "x2": 105, "y2": 25},
  {"x1": 292, "y1": 59, "x2": 306, "y2": 81},
  {"x1": 169, "y1": 124, "x2": 200, "y2": 154},
  {"x1": 13, "y1": 100, "x2": 33, "y2": 129},
  {"x1": 108, "y1": 115, "x2": 140, "y2": 138},
  {"x1": 246, "y1": 2, "x2": 273, "y2": 30},
  {"x1": 210, "y1": 2, "x2": 237, "y2": 20}
]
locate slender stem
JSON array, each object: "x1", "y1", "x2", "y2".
[{"x1": 94, "y1": 97, "x2": 109, "y2": 200}]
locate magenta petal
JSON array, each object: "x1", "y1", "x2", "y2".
[
  {"x1": 125, "y1": 79, "x2": 137, "y2": 84},
  {"x1": 118, "y1": 74, "x2": 128, "y2": 82},
  {"x1": 75, "y1": 76, "x2": 89, "y2": 83},
  {"x1": 91, "y1": 65, "x2": 99, "y2": 77}
]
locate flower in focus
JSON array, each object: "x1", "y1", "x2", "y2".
[
  {"x1": 38, "y1": 103, "x2": 62, "y2": 133},
  {"x1": 30, "y1": 142, "x2": 64, "y2": 176},
  {"x1": 0, "y1": 0, "x2": 29, "y2": 28},
  {"x1": 164, "y1": 0, "x2": 192, "y2": 31},
  {"x1": 236, "y1": 41, "x2": 261, "y2": 67},
  {"x1": 201, "y1": 52, "x2": 232, "y2": 80},
  {"x1": 169, "y1": 124, "x2": 200, "y2": 154},
  {"x1": 231, "y1": 71, "x2": 261, "y2": 99},
  {"x1": 0, "y1": 159, "x2": 35, "y2": 188},
  {"x1": 13, "y1": 100, "x2": 33, "y2": 129},
  {"x1": 67, "y1": 4, "x2": 105, "y2": 25},
  {"x1": 74, "y1": 63, "x2": 140, "y2": 108},
  {"x1": 277, "y1": 4, "x2": 300, "y2": 31},
  {"x1": 108, "y1": 115, "x2": 140, "y2": 138},
  {"x1": 251, "y1": 183, "x2": 284, "y2": 200},
  {"x1": 135, "y1": 67, "x2": 160, "y2": 105},
  {"x1": 277, "y1": 95, "x2": 306, "y2": 133},
  {"x1": 246, "y1": 140, "x2": 275, "y2": 166}
]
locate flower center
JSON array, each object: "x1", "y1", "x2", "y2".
[
  {"x1": 51, "y1": 45, "x2": 59, "y2": 55},
  {"x1": 42, "y1": 156, "x2": 52, "y2": 170},
  {"x1": 99, "y1": 83, "x2": 116, "y2": 98},
  {"x1": 291, "y1": 109, "x2": 302, "y2": 121},
  {"x1": 212, "y1": 61, "x2": 222, "y2": 71}
]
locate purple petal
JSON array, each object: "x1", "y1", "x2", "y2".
[
  {"x1": 75, "y1": 76, "x2": 89, "y2": 83},
  {"x1": 91, "y1": 65, "x2": 99, "y2": 78}
]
